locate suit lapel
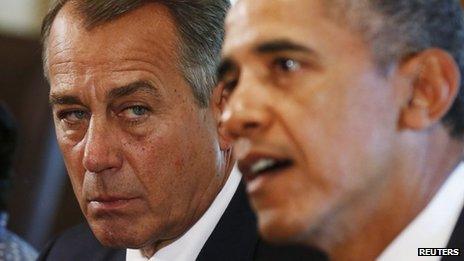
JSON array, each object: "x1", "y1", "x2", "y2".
[
  {"x1": 196, "y1": 181, "x2": 259, "y2": 261},
  {"x1": 443, "y1": 206, "x2": 464, "y2": 260}
]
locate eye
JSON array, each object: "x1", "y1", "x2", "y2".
[
  {"x1": 223, "y1": 77, "x2": 239, "y2": 94},
  {"x1": 217, "y1": 61, "x2": 240, "y2": 96},
  {"x1": 273, "y1": 57, "x2": 301, "y2": 73},
  {"x1": 130, "y1": 106, "x2": 147, "y2": 116},
  {"x1": 58, "y1": 110, "x2": 89, "y2": 124},
  {"x1": 219, "y1": 72, "x2": 240, "y2": 99},
  {"x1": 119, "y1": 105, "x2": 150, "y2": 120}
]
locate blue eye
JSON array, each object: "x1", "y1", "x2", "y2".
[
  {"x1": 59, "y1": 110, "x2": 88, "y2": 122},
  {"x1": 120, "y1": 105, "x2": 150, "y2": 121},
  {"x1": 130, "y1": 106, "x2": 147, "y2": 116},
  {"x1": 73, "y1": 111, "x2": 87, "y2": 119}
]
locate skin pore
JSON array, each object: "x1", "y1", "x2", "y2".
[{"x1": 219, "y1": 0, "x2": 463, "y2": 260}]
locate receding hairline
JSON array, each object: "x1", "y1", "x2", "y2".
[{"x1": 42, "y1": 1, "x2": 182, "y2": 79}]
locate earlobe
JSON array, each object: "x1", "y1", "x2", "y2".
[{"x1": 399, "y1": 49, "x2": 460, "y2": 131}]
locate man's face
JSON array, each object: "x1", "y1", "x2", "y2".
[
  {"x1": 47, "y1": 3, "x2": 228, "y2": 248},
  {"x1": 220, "y1": 0, "x2": 405, "y2": 244}
]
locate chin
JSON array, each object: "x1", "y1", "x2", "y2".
[
  {"x1": 257, "y1": 201, "x2": 330, "y2": 245},
  {"x1": 89, "y1": 219, "x2": 149, "y2": 249},
  {"x1": 257, "y1": 209, "x2": 308, "y2": 244}
]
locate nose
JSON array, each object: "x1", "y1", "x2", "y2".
[
  {"x1": 82, "y1": 117, "x2": 122, "y2": 173},
  {"x1": 221, "y1": 76, "x2": 272, "y2": 140}
]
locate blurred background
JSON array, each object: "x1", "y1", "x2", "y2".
[{"x1": 0, "y1": 0, "x2": 84, "y2": 251}]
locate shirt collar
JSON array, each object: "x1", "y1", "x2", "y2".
[
  {"x1": 126, "y1": 168, "x2": 241, "y2": 261},
  {"x1": 378, "y1": 162, "x2": 464, "y2": 261}
]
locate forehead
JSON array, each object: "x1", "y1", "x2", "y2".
[
  {"x1": 229, "y1": 0, "x2": 328, "y2": 25},
  {"x1": 223, "y1": 0, "x2": 358, "y2": 56},
  {"x1": 47, "y1": 2, "x2": 179, "y2": 74}
]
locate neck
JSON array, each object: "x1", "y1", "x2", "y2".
[
  {"x1": 141, "y1": 240, "x2": 174, "y2": 258},
  {"x1": 308, "y1": 128, "x2": 464, "y2": 261}
]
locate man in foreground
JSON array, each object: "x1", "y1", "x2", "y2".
[
  {"x1": 38, "y1": 0, "x2": 260, "y2": 260},
  {"x1": 220, "y1": 0, "x2": 464, "y2": 259}
]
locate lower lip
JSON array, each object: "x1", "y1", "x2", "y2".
[
  {"x1": 246, "y1": 167, "x2": 291, "y2": 194},
  {"x1": 246, "y1": 175, "x2": 267, "y2": 194},
  {"x1": 88, "y1": 198, "x2": 139, "y2": 211}
]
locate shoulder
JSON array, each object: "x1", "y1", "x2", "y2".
[
  {"x1": 198, "y1": 181, "x2": 259, "y2": 260},
  {"x1": 254, "y1": 240, "x2": 329, "y2": 261},
  {"x1": 0, "y1": 229, "x2": 38, "y2": 261},
  {"x1": 38, "y1": 223, "x2": 125, "y2": 261}
]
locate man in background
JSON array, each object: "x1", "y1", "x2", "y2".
[
  {"x1": 220, "y1": 0, "x2": 464, "y2": 259},
  {"x1": 0, "y1": 104, "x2": 37, "y2": 260},
  {"x1": 38, "y1": 0, "x2": 260, "y2": 260}
]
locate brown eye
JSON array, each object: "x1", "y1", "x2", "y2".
[
  {"x1": 273, "y1": 57, "x2": 301, "y2": 72},
  {"x1": 217, "y1": 60, "x2": 240, "y2": 95},
  {"x1": 223, "y1": 77, "x2": 239, "y2": 93}
]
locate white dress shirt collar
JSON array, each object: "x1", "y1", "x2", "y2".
[
  {"x1": 378, "y1": 162, "x2": 464, "y2": 261},
  {"x1": 126, "y1": 168, "x2": 241, "y2": 261}
]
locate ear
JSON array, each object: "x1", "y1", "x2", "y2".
[
  {"x1": 399, "y1": 49, "x2": 460, "y2": 131},
  {"x1": 210, "y1": 83, "x2": 233, "y2": 151}
]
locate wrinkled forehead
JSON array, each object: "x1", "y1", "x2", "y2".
[{"x1": 46, "y1": 2, "x2": 179, "y2": 69}]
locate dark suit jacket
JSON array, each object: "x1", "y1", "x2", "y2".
[
  {"x1": 38, "y1": 182, "x2": 261, "y2": 261},
  {"x1": 443, "y1": 207, "x2": 464, "y2": 260}
]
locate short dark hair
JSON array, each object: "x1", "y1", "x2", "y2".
[
  {"x1": 41, "y1": 0, "x2": 230, "y2": 107},
  {"x1": 328, "y1": 0, "x2": 464, "y2": 138},
  {"x1": 0, "y1": 105, "x2": 17, "y2": 211}
]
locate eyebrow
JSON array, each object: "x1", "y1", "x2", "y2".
[
  {"x1": 107, "y1": 80, "x2": 160, "y2": 101},
  {"x1": 218, "y1": 39, "x2": 316, "y2": 82},
  {"x1": 49, "y1": 95, "x2": 85, "y2": 107},
  {"x1": 254, "y1": 39, "x2": 314, "y2": 54}
]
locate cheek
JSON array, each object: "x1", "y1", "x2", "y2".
[
  {"x1": 61, "y1": 150, "x2": 87, "y2": 212},
  {"x1": 56, "y1": 129, "x2": 87, "y2": 197},
  {"x1": 274, "y1": 92, "x2": 347, "y2": 187},
  {"x1": 276, "y1": 78, "x2": 396, "y2": 192},
  {"x1": 124, "y1": 122, "x2": 197, "y2": 192}
]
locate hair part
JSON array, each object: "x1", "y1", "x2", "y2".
[
  {"x1": 326, "y1": 0, "x2": 464, "y2": 138},
  {"x1": 41, "y1": 0, "x2": 230, "y2": 107}
]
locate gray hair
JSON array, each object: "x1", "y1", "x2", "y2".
[
  {"x1": 327, "y1": 0, "x2": 464, "y2": 138},
  {"x1": 41, "y1": 0, "x2": 230, "y2": 107}
]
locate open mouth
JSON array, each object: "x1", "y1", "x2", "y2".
[{"x1": 239, "y1": 156, "x2": 294, "y2": 182}]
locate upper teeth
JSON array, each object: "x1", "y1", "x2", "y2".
[{"x1": 251, "y1": 158, "x2": 276, "y2": 174}]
